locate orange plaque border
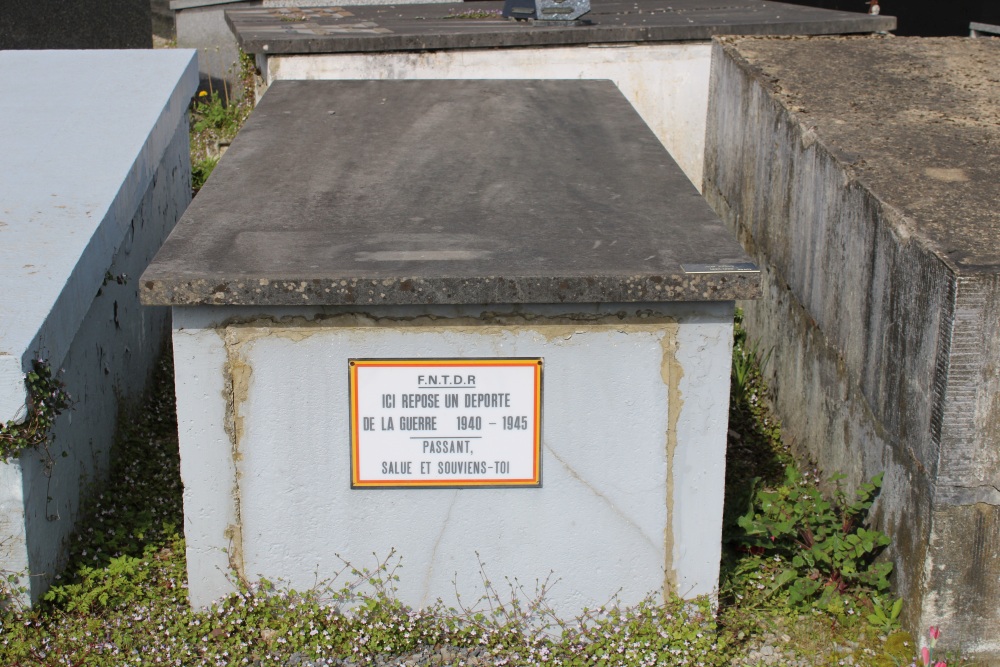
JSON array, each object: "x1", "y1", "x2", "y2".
[{"x1": 349, "y1": 358, "x2": 543, "y2": 488}]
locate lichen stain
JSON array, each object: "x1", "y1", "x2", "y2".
[
  {"x1": 223, "y1": 523, "x2": 244, "y2": 580},
  {"x1": 660, "y1": 323, "x2": 682, "y2": 597},
  {"x1": 214, "y1": 309, "x2": 680, "y2": 345},
  {"x1": 221, "y1": 329, "x2": 254, "y2": 581},
  {"x1": 924, "y1": 167, "x2": 969, "y2": 183}
]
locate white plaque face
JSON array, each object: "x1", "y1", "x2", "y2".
[{"x1": 349, "y1": 358, "x2": 542, "y2": 488}]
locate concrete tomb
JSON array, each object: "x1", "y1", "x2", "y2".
[
  {"x1": 171, "y1": 0, "x2": 454, "y2": 97},
  {"x1": 141, "y1": 79, "x2": 760, "y2": 614},
  {"x1": 704, "y1": 35, "x2": 1000, "y2": 662},
  {"x1": 225, "y1": 0, "x2": 895, "y2": 192},
  {"x1": 0, "y1": 49, "x2": 197, "y2": 603}
]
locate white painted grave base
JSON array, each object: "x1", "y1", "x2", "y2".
[
  {"x1": 172, "y1": 302, "x2": 733, "y2": 614},
  {"x1": 259, "y1": 43, "x2": 713, "y2": 190}
]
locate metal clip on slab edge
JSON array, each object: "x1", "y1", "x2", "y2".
[{"x1": 502, "y1": 0, "x2": 591, "y2": 23}]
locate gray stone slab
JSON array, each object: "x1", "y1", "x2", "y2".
[
  {"x1": 174, "y1": 0, "x2": 263, "y2": 97},
  {"x1": 225, "y1": 0, "x2": 895, "y2": 55},
  {"x1": 141, "y1": 79, "x2": 758, "y2": 306},
  {"x1": 970, "y1": 21, "x2": 1000, "y2": 36}
]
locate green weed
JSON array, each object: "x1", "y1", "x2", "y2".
[
  {"x1": 735, "y1": 466, "x2": 892, "y2": 615},
  {"x1": 0, "y1": 359, "x2": 72, "y2": 464},
  {"x1": 867, "y1": 594, "x2": 903, "y2": 634},
  {"x1": 188, "y1": 51, "x2": 256, "y2": 194},
  {"x1": 190, "y1": 155, "x2": 218, "y2": 194},
  {"x1": 191, "y1": 91, "x2": 240, "y2": 136}
]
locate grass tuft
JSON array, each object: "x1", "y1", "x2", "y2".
[{"x1": 188, "y1": 51, "x2": 256, "y2": 195}]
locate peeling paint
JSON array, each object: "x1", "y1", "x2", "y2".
[{"x1": 223, "y1": 523, "x2": 244, "y2": 581}]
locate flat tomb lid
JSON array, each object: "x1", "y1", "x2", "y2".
[
  {"x1": 226, "y1": 0, "x2": 896, "y2": 55},
  {"x1": 141, "y1": 79, "x2": 759, "y2": 306}
]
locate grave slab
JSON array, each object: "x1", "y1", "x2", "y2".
[
  {"x1": 703, "y1": 35, "x2": 1000, "y2": 662},
  {"x1": 142, "y1": 79, "x2": 759, "y2": 613},
  {"x1": 226, "y1": 0, "x2": 894, "y2": 191},
  {"x1": 142, "y1": 80, "x2": 758, "y2": 306},
  {"x1": 226, "y1": 0, "x2": 896, "y2": 55},
  {"x1": 0, "y1": 49, "x2": 197, "y2": 603}
]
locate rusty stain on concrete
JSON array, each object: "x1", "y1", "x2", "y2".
[
  {"x1": 660, "y1": 326, "x2": 682, "y2": 595},
  {"x1": 213, "y1": 309, "x2": 681, "y2": 343},
  {"x1": 221, "y1": 329, "x2": 254, "y2": 581}
]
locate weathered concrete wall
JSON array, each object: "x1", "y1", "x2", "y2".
[
  {"x1": 259, "y1": 43, "x2": 713, "y2": 190},
  {"x1": 173, "y1": 0, "x2": 263, "y2": 96},
  {"x1": 0, "y1": 50, "x2": 197, "y2": 603},
  {"x1": 703, "y1": 36, "x2": 1000, "y2": 661},
  {"x1": 170, "y1": 302, "x2": 734, "y2": 615}
]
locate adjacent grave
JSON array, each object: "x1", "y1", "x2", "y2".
[
  {"x1": 704, "y1": 35, "x2": 1000, "y2": 661},
  {"x1": 171, "y1": 0, "x2": 453, "y2": 97},
  {"x1": 0, "y1": 49, "x2": 197, "y2": 603},
  {"x1": 141, "y1": 79, "x2": 760, "y2": 614},
  {"x1": 225, "y1": 0, "x2": 894, "y2": 190}
]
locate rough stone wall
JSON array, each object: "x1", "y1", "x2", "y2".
[{"x1": 703, "y1": 38, "x2": 1000, "y2": 661}]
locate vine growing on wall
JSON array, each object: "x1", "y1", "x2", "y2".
[{"x1": 0, "y1": 360, "x2": 72, "y2": 464}]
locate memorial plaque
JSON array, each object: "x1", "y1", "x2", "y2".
[{"x1": 349, "y1": 359, "x2": 542, "y2": 488}]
